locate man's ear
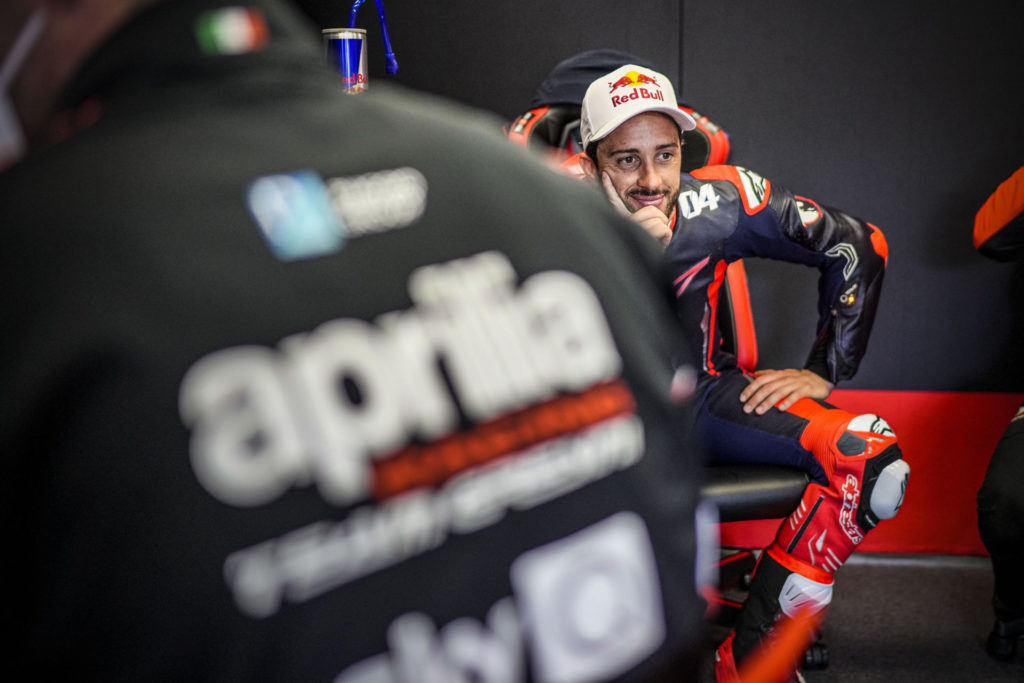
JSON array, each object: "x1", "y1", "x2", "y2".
[{"x1": 578, "y1": 153, "x2": 598, "y2": 181}]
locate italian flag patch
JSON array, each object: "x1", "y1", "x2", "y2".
[{"x1": 195, "y1": 7, "x2": 270, "y2": 55}]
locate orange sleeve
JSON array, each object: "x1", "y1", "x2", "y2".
[{"x1": 973, "y1": 166, "x2": 1024, "y2": 250}]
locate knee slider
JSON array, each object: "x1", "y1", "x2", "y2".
[
  {"x1": 778, "y1": 572, "x2": 833, "y2": 618},
  {"x1": 869, "y1": 457, "x2": 909, "y2": 521},
  {"x1": 857, "y1": 444, "x2": 909, "y2": 530},
  {"x1": 841, "y1": 414, "x2": 909, "y2": 530}
]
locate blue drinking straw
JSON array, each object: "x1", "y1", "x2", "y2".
[{"x1": 348, "y1": 0, "x2": 399, "y2": 74}]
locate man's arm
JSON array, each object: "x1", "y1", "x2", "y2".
[
  {"x1": 765, "y1": 182, "x2": 889, "y2": 385},
  {"x1": 690, "y1": 166, "x2": 889, "y2": 390},
  {"x1": 974, "y1": 166, "x2": 1024, "y2": 262}
]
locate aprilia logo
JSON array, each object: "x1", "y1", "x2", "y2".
[{"x1": 179, "y1": 252, "x2": 624, "y2": 509}]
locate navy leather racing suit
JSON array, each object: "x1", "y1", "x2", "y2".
[{"x1": 663, "y1": 164, "x2": 910, "y2": 677}]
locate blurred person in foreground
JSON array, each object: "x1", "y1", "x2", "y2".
[
  {"x1": 0, "y1": 1, "x2": 713, "y2": 680},
  {"x1": 576, "y1": 64, "x2": 910, "y2": 682},
  {"x1": 974, "y1": 165, "x2": 1024, "y2": 661}
]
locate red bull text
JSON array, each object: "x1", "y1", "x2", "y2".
[
  {"x1": 322, "y1": 28, "x2": 368, "y2": 93},
  {"x1": 606, "y1": 70, "x2": 664, "y2": 106},
  {"x1": 610, "y1": 87, "x2": 665, "y2": 107}
]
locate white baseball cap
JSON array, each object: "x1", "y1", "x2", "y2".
[{"x1": 579, "y1": 64, "x2": 696, "y2": 149}]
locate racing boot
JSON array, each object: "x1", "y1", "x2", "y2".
[{"x1": 714, "y1": 547, "x2": 826, "y2": 682}]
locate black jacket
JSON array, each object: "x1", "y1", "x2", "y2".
[{"x1": 1, "y1": 0, "x2": 707, "y2": 680}]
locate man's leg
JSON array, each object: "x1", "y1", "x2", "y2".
[
  {"x1": 977, "y1": 405, "x2": 1024, "y2": 660},
  {"x1": 695, "y1": 373, "x2": 909, "y2": 680},
  {"x1": 724, "y1": 403, "x2": 907, "y2": 669}
]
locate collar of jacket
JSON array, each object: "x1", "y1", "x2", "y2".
[{"x1": 57, "y1": 0, "x2": 324, "y2": 113}]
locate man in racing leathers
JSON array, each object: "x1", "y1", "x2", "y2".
[
  {"x1": 577, "y1": 64, "x2": 911, "y2": 681},
  {"x1": 974, "y1": 165, "x2": 1024, "y2": 660}
]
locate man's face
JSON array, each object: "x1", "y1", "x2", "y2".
[{"x1": 589, "y1": 112, "x2": 682, "y2": 218}]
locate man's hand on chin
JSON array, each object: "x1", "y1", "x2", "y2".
[{"x1": 603, "y1": 173, "x2": 672, "y2": 247}]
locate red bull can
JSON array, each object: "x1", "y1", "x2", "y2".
[{"x1": 322, "y1": 28, "x2": 368, "y2": 93}]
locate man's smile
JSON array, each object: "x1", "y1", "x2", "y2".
[{"x1": 629, "y1": 190, "x2": 668, "y2": 210}]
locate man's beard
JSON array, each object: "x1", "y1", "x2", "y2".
[{"x1": 628, "y1": 187, "x2": 680, "y2": 218}]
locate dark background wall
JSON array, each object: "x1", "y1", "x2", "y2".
[{"x1": 298, "y1": 0, "x2": 1024, "y2": 393}]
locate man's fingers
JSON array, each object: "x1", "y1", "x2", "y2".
[
  {"x1": 777, "y1": 395, "x2": 799, "y2": 412},
  {"x1": 743, "y1": 386, "x2": 781, "y2": 414},
  {"x1": 600, "y1": 175, "x2": 670, "y2": 245},
  {"x1": 741, "y1": 370, "x2": 791, "y2": 413},
  {"x1": 739, "y1": 370, "x2": 776, "y2": 402},
  {"x1": 739, "y1": 369, "x2": 833, "y2": 414},
  {"x1": 602, "y1": 173, "x2": 631, "y2": 216},
  {"x1": 632, "y1": 206, "x2": 672, "y2": 246}
]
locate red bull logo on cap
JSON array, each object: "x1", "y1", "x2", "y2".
[{"x1": 607, "y1": 70, "x2": 665, "y2": 107}]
